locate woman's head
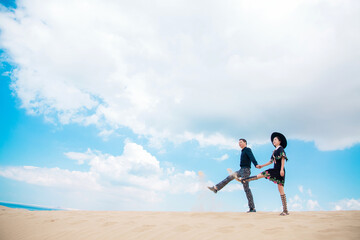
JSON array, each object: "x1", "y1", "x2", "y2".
[{"x1": 271, "y1": 132, "x2": 287, "y2": 148}]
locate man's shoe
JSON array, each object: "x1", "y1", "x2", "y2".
[
  {"x1": 207, "y1": 186, "x2": 217, "y2": 194},
  {"x1": 247, "y1": 208, "x2": 256, "y2": 213}
]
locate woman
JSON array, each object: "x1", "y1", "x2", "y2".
[{"x1": 241, "y1": 132, "x2": 289, "y2": 216}]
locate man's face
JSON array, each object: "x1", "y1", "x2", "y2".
[{"x1": 239, "y1": 140, "x2": 246, "y2": 149}]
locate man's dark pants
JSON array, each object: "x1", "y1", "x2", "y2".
[{"x1": 215, "y1": 167, "x2": 255, "y2": 210}]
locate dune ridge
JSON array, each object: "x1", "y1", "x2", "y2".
[{"x1": 1, "y1": 206, "x2": 359, "y2": 240}]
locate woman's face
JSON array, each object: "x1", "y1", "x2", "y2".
[{"x1": 273, "y1": 137, "x2": 281, "y2": 147}]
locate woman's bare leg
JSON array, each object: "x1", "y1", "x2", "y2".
[
  {"x1": 256, "y1": 173, "x2": 265, "y2": 179},
  {"x1": 278, "y1": 184, "x2": 285, "y2": 195},
  {"x1": 240, "y1": 173, "x2": 265, "y2": 184}
]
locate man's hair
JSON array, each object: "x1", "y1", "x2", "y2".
[{"x1": 239, "y1": 138, "x2": 247, "y2": 144}]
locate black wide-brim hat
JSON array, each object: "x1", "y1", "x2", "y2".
[{"x1": 271, "y1": 132, "x2": 287, "y2": 149}]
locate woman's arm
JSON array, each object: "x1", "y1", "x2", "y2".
[
  {"x1": 280, "y1": 157, "x2": 285, "y2": 176},
  {"x1": 259, "y1": 160, "x2": 272, "y2": 168}
]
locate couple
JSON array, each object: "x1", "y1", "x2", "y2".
[{"x1": 208, "y1": 132, "x2": 289, "y2": 216}]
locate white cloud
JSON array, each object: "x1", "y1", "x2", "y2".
[
  {"x1": 214, "y1": 154, "x2": 229, "y2": 162},
  {"x1": 298, "y1": 185, "x2": 313, "y2": 197},
  {"x1": 332, "y1": 198, "x2": 360, "y2": 211},
  {"x1": 289, "y1": 194, "x2": 303, "y2": 211},
  {"x1": 307, "y1": 189, "x2": 313, "y2": 197},
  {"x1": 289, "y1": 194, "x2": 321, "y2": 211},
  {"x1": 307, "y1": 200, "x2": 320, "y2": 210},
  {"x1": 98, "y1": 129, "x2": 115, "y2": 141},
  {"x1": 168, "y1": 170, "x2": 203, "y2": 194},
  {"x1": 0, "y1": 166, "x2": 101, "y2": 190},
  {"x1": 221, "y1": 183, "x2": 243, "y2": 192},
  {"x1": 1, "y1": 0, "x2": 360, "y2": 150},
  {"x1": 87, "y1": 142, "x2": 163, "y2": 181},
  {"x1": 64, "y1": 149, "x2": 93, "y2": 165},
  {"x1": 0, "y1": 142, "x2": 204, "y2": 207}
]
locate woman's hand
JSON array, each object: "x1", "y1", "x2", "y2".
[{"x1": 280, "y1": 170, "x2": 284, "y2": 177}]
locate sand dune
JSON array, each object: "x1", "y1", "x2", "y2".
[{"x1": 1, "y1": 206, "x2": 359, "y2": 240}]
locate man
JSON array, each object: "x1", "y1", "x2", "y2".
[{"x1": 208, "y1": 138, "x2": 260, "y2": 212}]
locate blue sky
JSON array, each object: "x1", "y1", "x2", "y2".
[{"x1": 0, "y1": 0, "x2": 360, "y2": 211}]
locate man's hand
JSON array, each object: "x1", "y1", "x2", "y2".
[{"x1": 256, "y1": 165, "x2": 261, "y2": 169}]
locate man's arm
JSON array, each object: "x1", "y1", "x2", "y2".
[{"x1": 246, "y1": 148, "x2": 259, "y2": 167}]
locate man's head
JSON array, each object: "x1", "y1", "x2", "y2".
[{"x1": 239, "y1": 138, "x2": 247, "y2": 149}]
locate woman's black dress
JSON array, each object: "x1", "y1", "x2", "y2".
[{"x1": 261, "y1": 146, "x2": 288, "y2": 186}]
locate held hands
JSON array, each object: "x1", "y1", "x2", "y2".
[
  {"x1": 280, "y1": 170, "x2": 284, "y2": 177},
  {"x1": 256, "y1": 165, "x2": 262, "y2": 169}
]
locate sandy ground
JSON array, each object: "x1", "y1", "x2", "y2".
[{"x1": 1, "y1": 206, "x2": 359, "y2": 240}]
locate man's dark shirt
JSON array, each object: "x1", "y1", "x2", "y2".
[{"x1": 240, "y1": 147, "x2": 258, "y2": 168}]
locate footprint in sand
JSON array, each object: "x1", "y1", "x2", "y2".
[
  {"x1": 102, "y1": 221, "x2": 118, "y2": 227},
  {"x1": 216, "y1": 226, "x2": 235, "y2": 233},
  {"x1": 70, "y1": 219, "x2": 88, "y2": 224},
  {"x1": 262, "y1": 227, "x2": 284, "y2": 233},
  {"x1": 173, "y1": 224, "x2": 192, "y2": 232},
  {"x1": 133, "y1": 224, "x2": 156, "y2": 232}
]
